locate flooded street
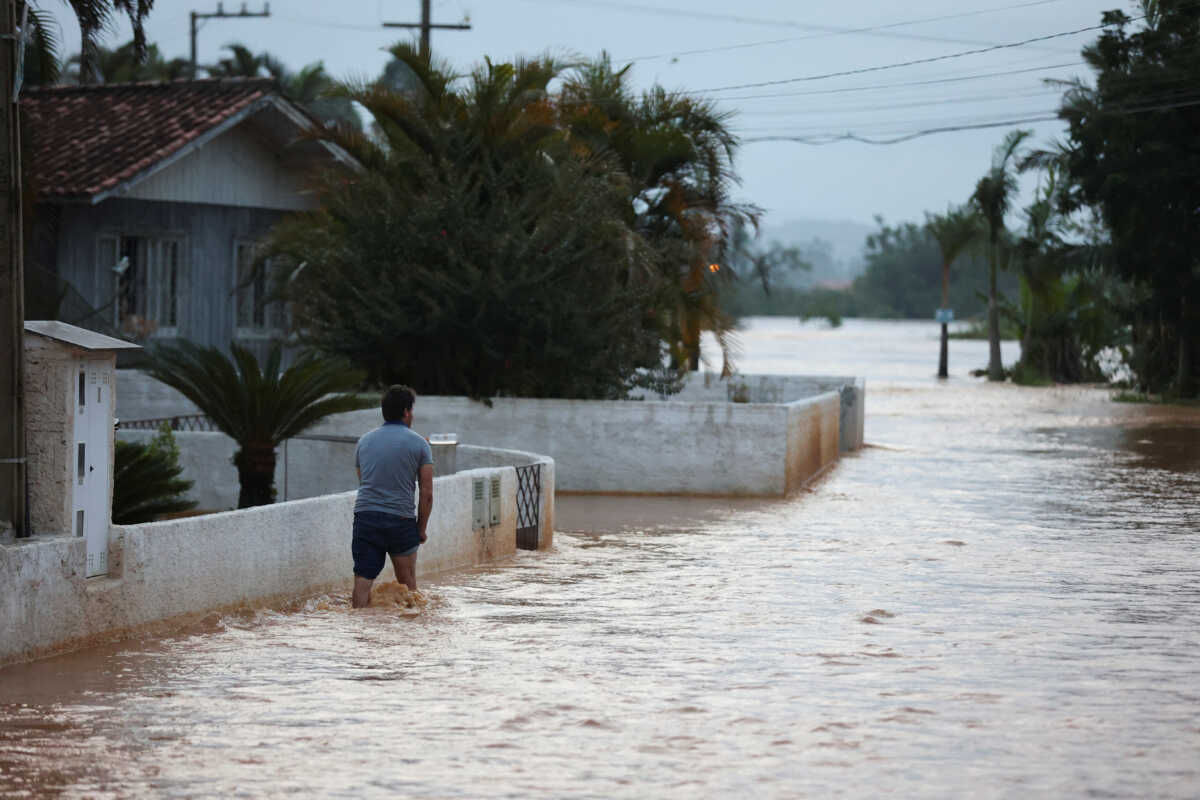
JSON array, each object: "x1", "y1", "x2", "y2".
[{"x1": 3, "y1": 319, "x2": 1199, "y2": 798}]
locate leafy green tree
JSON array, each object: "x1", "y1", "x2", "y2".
[
  {"x1": 724, "y1": 218, "x2": 811, "y2": 293},
  {"x1": 972, "y1": 129, "x2": 1032, "y2": 381},
  {"x1": 112, "y1": 424, "x2": 196, "y2": 524},
  {"x1": 853, "y1": 218, "x2": 1001, "y2": 320},
  {"x1": 1008, "y1": 168, "x2": 1121, "y2": 384},
  {"x1": 1056, "y1": 3, "x2": 1200, "y2": 396},
  {"x1": 144, "y1": 342, "x2": 371, "y2": 508},
  {"x1": 265, "y1": 45, "x2": 730, "y2": 398},
  {"x1": 925, "y1": 205, "x2": 983, "y2": 378}
]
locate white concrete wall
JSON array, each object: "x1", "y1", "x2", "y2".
[
  {"x1": 312, "y1": 392, "x2": 842, "y2": 497},
  {"x1": 784, "y1": 393, "x2": 842, "y2": 494},
  {"x1": 0, "y1": 457, "x2": 552, "y2": 666},
  {"x1": 116, "y1": 369, "x2": 862, "y2": 497},
  {"x1": 458, "y1": 445, "x2": 555, "y2": 550}
]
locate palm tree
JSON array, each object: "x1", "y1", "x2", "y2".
[
  {"x1": 61, "y1": 0, "x2": 154, "y2": 85},
  {"x1": 971, "y1": 129, "x2": 1031, "y2": 381},
  {"x1": 925, "y1": 205, "x2": 982, "y2": 378},
  {"x1": 557, "y1": 54, "x2": 759, "y2": 374},
  {"x1": 16, "y1": 1, "x2": 62, "y2": 86},
  {"x1": 20, "y1": 0, "x2": 158, "y2": 87},
  {"x1": 205, "y1": 42, "x2": 266, "y2": 78},
  {"x1": 144, "y1": 342, "x2": 371, "y2": 508},
  {"x1": 208, "y1": 43, "x2": 361, "y2": 130},
  {"x1": 62, "y1": 39, "x2": 189, "y2": 84}
]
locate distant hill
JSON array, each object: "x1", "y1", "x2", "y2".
[{"x1": 756, "y1": 218, "x2": 875, "y2": 286}]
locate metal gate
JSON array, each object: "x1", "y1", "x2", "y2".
[{"x1": 515, "y1": 464, "x2": 542, "y2": 550}]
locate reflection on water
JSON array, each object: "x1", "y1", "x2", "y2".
[{"x1": 2, "y1": 318, "x2": 1199, "y2": 798}]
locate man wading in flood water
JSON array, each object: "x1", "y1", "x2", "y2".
[{"x1": 351, "y1": 385, "x2": 434, "y2": 608}]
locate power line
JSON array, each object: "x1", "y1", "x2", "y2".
[
  {"x1": 736, "y1": 87, "x2": 1061, "y2": 117},
  {"x1": 727, "y1": 77, "x2": 1200, "y2": 126},
  {"x1": 693, "y1": 18, "x2": 1138, "y2": 94},
  {"x1": 619, "y1": 0, "x2": 1078, "y2": 63},
  {"x1": 718, "y1": 61, "x2": 1084, "y2": 102},
  {"x1": 739, "y1": 94, "x2": 1200, "y2": 146},
  {"x1": 274, "y1": 15, "x2": 391, "y2": 33},
  {"x1": 743, "y1": 115, "x2": 1064, "y2": 145},
  {"x1": 736, "y1": 107, "x2": 1062, "y2": 135}
]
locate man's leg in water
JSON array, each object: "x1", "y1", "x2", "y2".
[
  {"x1": 390, "y1": 551, "x2": 418, "y2": 591},
  {"x1": 352, "y1": 576, "x2": 374, "y2": 608}
]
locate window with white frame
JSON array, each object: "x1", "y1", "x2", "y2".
[
  {"x1": 99, "y1": 235, "x2": 184, "y2": 337},
  {"x1": 234, "y1": 241, "x2": 285, "y2": 335}
]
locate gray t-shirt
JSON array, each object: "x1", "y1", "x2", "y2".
[{"x1": 354, "y1": 422, "x2": 433, "y2": 518}]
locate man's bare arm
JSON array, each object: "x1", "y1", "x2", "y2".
[{"x1": 416, "y1": 463, "x2": 434, "y2": 542}]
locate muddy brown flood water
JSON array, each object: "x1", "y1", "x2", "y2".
[{"x1": 2, "y1": 319, "x2": 1199, "y2": 798}]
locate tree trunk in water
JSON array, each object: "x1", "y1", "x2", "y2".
[
  {"x1": 1020, "y1": 273, "x2": 1034, "y2": 376},
  {"x1": 938, "y1": 323, "x2": 949, "y2": 379},
  {"x1": 987, "y1": 246, "x2": 1004, "y2": 381},
  {"x1": 236, "y1": 443, "x2": 277, "y2": 508}
]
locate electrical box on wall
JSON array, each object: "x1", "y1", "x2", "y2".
[
  {"x1": 489, "y1": 476, "x2": 501, "y2": 527},
  {"x1": 472, "y1": 477, "x2": 486, "y2": 529},
  {"x1": 22, "y1": 321, "x2": 140, "y2": 578}
]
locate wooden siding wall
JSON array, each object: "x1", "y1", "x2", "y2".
[
  {"x1": 48, "y1": 198, "x2": 290, "y2": 359},
  {"x1": 124, "y1": 127, "x2": 320, "y2": 212}
]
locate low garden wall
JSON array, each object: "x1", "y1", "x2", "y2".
[
  {"x1": 115, "y1": 370, "x2": 863, "y2": 497},
  {"x1": 0, "y1": 447, "x2": 555, "y2": 667},
  {"x1": 312, "y1": 386, "x2": 853, "y2": 497}
]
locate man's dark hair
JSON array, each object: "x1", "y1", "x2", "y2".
[{"x1": 381, "y1": 385, "x2": 416, "y2": 422}]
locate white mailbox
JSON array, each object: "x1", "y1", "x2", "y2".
[{"x1": 23, "y1": 321, "x2": 140, "y2": 577}]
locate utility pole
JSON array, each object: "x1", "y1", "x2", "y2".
[
  {"x1": 0, "y1": 0, "x2": 26, "y2": 538},
  {"x1": 383, "y1": 0, "x2": 471, "y2": 59},
  {"x1": 190, "y1": 2, "x2": 271, "y2": 78}
]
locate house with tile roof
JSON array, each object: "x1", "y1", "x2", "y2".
[{"x1": 22, "y1": 78, "x2": 357, "y2": 359}]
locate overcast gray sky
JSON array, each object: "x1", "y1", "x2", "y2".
[{"x1": 46, "y1": 0, "x2": 1135, "y2": 232}]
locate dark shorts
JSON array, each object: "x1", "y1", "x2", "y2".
[{"x1": 352, "y1": 510, "x2": 421, "y2": 580}]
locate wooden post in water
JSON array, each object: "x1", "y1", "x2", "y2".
[{"x1": 938, "y1": 261, "x2": 950, "y2": 380}]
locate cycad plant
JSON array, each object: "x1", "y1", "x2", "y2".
[
  {"x1": 144, "y1": 342, "x2": 371, "y2": 508},
  {"x1": 112, "y1": 424, "x2": 196, "y2": 524}
]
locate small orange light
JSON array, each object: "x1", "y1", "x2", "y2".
[{"x1": 709, "y1": 263, "x2": 720, "y2": 272}]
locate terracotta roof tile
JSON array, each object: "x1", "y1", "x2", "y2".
[{"x1": 21, "y1": 78, "x2": 276, "y2": 202}]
